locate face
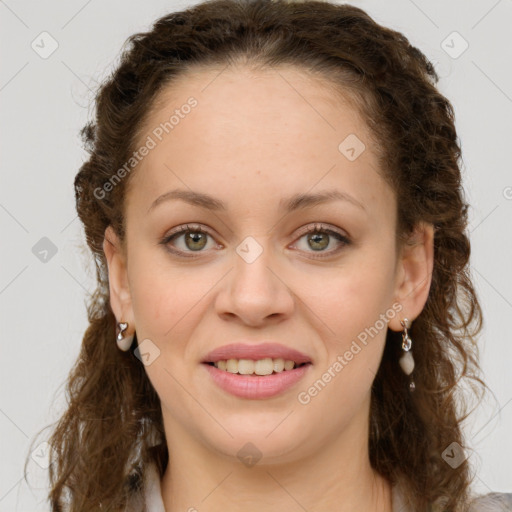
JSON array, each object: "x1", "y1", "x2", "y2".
[{"x1": 103, "y1": 65, "x2": 433, "y2": 464}]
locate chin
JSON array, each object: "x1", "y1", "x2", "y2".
[{"x1": 198, "y1": 417, "x2": 314, "y2": 465}]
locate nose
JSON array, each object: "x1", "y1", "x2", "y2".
[{"x1": 215, "y1": 238, "x2": 295, "y2": 327}]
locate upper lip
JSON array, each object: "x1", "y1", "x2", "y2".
[{"x1": 201, "y1": 342, "x2": 312, "y2": 364}]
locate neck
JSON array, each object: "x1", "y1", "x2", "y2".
[{"x1": 160, "y1": 409, "x2": 392, "y2": 512}]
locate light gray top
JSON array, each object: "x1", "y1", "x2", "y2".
[{"x1": 124, "y1": 461, "x2": 512, "y2": 511}]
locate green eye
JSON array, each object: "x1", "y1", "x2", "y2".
[{"x1": 160, "y1": 222, "x2": 351, "y2": 259}]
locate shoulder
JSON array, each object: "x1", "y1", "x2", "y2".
[
  {"x1": 124, "y1": 461, "x2": 166, "y2": 512},
  {"x1": 392, "y1": 484, "x2": 512, "y2": 512},
  {"x1": 467, "y1": 492, "x2": 512, "y2": 511}
]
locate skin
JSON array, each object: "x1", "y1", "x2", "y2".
[{"x1": 103, "y1": 65, "x2": 434, "y2": 512}]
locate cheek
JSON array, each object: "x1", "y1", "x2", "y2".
[
  {"x1": 307, "y1": 248, "x2": 396, "y2": 383},
  {"x1": 130, "y1": 272, "x2": 203, "y2": 342},
  {"x1": 127, "y1": 243, "x2": 205, "y2": 333},
  {"x1": 297, "y1": 270, "x2": 393, "y2": 425},
  {"x1": 126, "y1": 255, "x2": 207, "y2": 408},
  {"x1": 316, "y1": 259, "x2": 395, "y2": 335}
]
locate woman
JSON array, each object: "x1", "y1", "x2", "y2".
[{"x1": 32, "y1": 0, "x2": 512, "y2": 510}]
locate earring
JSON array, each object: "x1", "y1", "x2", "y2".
[
  {"x1": 399, "y1": 318, "x2": 415, "y2": 392},
  {"x1": 116, "y1": 321, "x2": 134, "y2": 352}
]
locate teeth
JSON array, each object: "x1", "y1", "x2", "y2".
[
  {"x1": 283, "y1": 359, "x2": 295, "y2": 371},
  {"x1": 273, "y1": 358, "x2": 285, "y2": 373},
  {"x1": 238, "y1": 359, "x2": 255, "y2": 375},
  {"x1": 213, "y1": 358, "x2": 300, "y2": 375}
]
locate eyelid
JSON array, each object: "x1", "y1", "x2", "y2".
[
  {"x1": 293, "y1": 222, "x2": 349, "y2": 240},
  {"x1": 160, "y1": 222, "x2": 351, "y2": 258}
]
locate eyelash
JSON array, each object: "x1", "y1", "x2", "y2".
[{"x1": 159, "y1": 223, "x2": 351, "y2": 259}]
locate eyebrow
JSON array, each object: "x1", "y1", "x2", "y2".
[{"x1": 147, "y1": 188, "x2": 366, "y2": 214}]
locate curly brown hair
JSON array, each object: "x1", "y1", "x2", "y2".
[{"x1": 25, "y1": 0, "x2": 488, "y2": 510}]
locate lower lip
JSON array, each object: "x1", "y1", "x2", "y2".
[{"x1": 202, "y1": 363, "x2": 312, "y2": 399}]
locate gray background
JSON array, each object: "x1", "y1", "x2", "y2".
[{"x1": 1, "y1": 0, "x2": 511, "y2": 510}]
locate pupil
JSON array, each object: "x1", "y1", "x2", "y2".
[
  {"x1": 309, "y1": 233, "x2": 327, "y2": 250},
  {"x1": 187, "y1": 232, "x2": 206, "y2": 250}
]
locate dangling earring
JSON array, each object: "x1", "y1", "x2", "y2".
[
  {"x1": 399, "y1": 318, "x2": 415, "y2": 392},
  {"x1": 116, "y1": 321, "x2": 134, "y2": 352}
]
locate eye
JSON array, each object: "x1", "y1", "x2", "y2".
[
  {"x1": 160, "y1": 224, "x2": 217, "y2": 257},
  {"x1": 159, "y1": 222, "x2": 351, "y2": 258},
  {"x1": 291, "y1": 223, "x2": 351, "y2": 259}
]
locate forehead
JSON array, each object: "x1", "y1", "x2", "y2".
[
  {"x1": 126, "y1": 65, "x2": 392, "y2": 220},
  {"x1": 142, "y1": 64, "x2": 370, "y2": 137}
]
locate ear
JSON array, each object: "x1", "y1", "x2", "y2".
[
  {"x1": 102, "y1": 225, "x2": 135, "y2": 332},
  {"x1": 388, "y1": 221, "x2": 435, "y2": 332}
]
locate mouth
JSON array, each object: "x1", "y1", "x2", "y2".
[
  {"x1": 200, "y1": 342, "x2": 313, "y2": 398},
  {"x1": 203, "y1": 358, "x2": 312, "y2": 376},
  {"x1": 202, "y1": 358, "x2": 313, "y2": 399}
]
